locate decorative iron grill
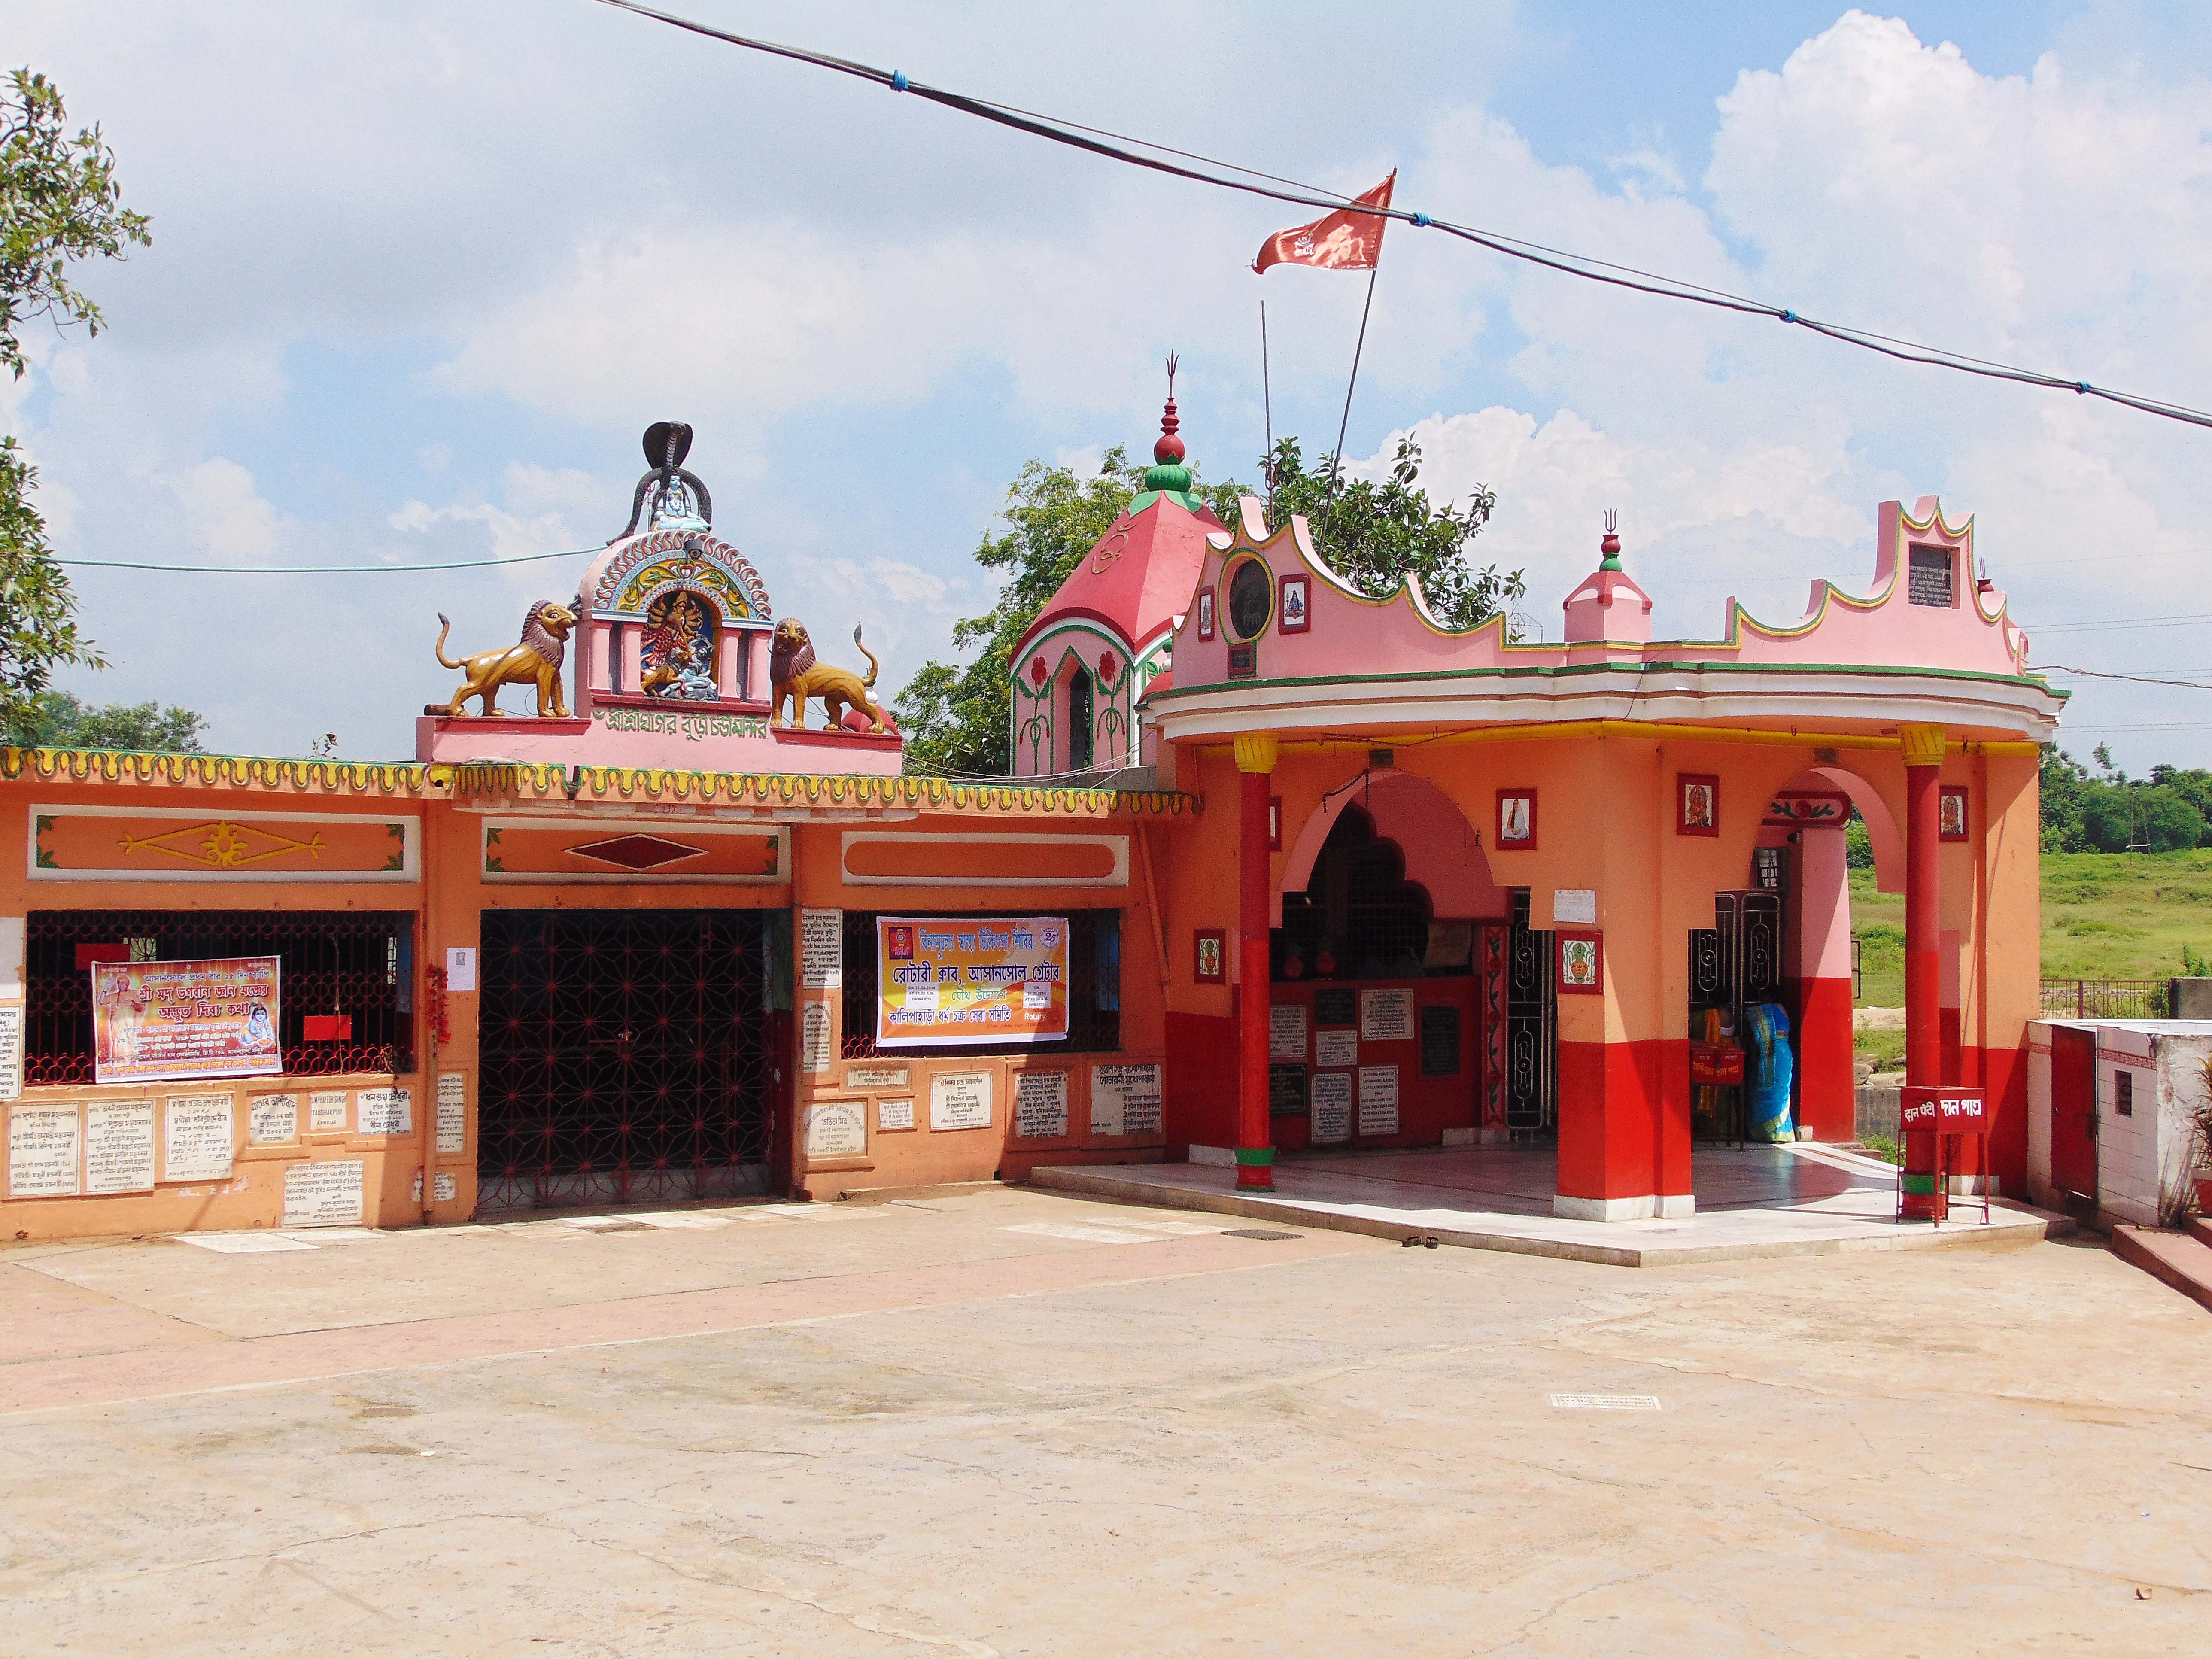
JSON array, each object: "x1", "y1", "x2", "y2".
[
  {"x1": 1505, "y1": 887, "x2": 1556, "y2": 1131},
  {"x1": 839, "y1": 910, "x2": 1121, "y2": 1058},
  {"x1": 1274, "y1": 802, "x2": 1435, "y2": 980},
  {"x1": 24, "y1": 910, "x2": 414, "y2": 1084},
  {"x1": 477, "y1": 908, "x2": 773, "y2": 1209}
]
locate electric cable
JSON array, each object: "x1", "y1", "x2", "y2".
[
  {"x1": 592, "y1": 0, "x2": 2212, "y2": 434},
  {"x1": 56, "y1": 546, "x2": 596, "y2": 574}
]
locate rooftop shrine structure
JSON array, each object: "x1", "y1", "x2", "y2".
[{"x1": 0, "y1": 399, "x2": 2065, "y2": 1246}]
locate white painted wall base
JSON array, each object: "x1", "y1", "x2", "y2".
[
  {"x1": 1187, "y1": 1144, "x2": 1235, "y2": 1168},
  {"x1": 1441, "y1": 1127, "x2": 1477, "y2": 1147},
  {"x1": 1478, "y1": 1127, "x2": 1513, "y2": 1146},
  {"x1": 1657, "y1": 1194, "x2": 1696, "y2": 1219},
  {"x1": 1554, "y1": 1194, "x2": 1658, "y2": 1222}
]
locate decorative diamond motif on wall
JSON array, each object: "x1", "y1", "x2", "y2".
[{"x1": 565, "y1": 833, "x2": 707, "y2": 872}]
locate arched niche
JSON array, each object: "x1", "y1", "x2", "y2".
[
  {"x1": 1277, "y1": 770, "x2": 1505, "y2": 927},
  {"x1": 1784, "y1": 763, "x2": 1904, "y2": 895}
]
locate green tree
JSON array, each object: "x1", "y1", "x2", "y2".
[
  {"x1": 896, "y1": 436, "x2": 1523, "y2": 776},
  {"x1": 895, "y1": 445, "x2": 1246, "y2": 777},
  {"x1": 2081, "y1": 783, "x2": 2201, "y2": 854},
  {"x1": 26, "y1": 690, "x2": 205, "y2": 752},
  {"x1": 2039, "y1": 746, "x2": 2091, "y2": 852},
  {"x1": 2148, "y1": 763, "x2": 2212, "y2": 847},
  {"x1": 1264, "y1": 434, "x2": 1523, "y2": 630},
  {"x1": 1, "y1": 67, "x2": 152, "y2": 739}
]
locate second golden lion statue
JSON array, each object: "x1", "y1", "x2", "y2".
[
  {"x1": 434, "y1": 600, "x2": 577, "y2": 718},
  {"x1": 771, "y1": 618, "x2": 887, "y2": 733}
]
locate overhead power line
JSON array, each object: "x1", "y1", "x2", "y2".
[
  {"x1": 2034, "y1": 665, "x2": 2212, "y2": 691},
  {"x1": 2024, "y1": 611, "x2": 2212, "y2": 636},
  {"x1": 594, "y1": 0, "x2": 2212, "y2": 434},
  {"x1": 57, "y1": 546, "x2": 593, "y2": 574}
]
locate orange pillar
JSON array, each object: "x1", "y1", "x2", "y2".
[
  {"x1": 1234, "y1": 732, "x2": 1278, "y2": 1191},
  {"x1": 1901, "y1": 723, "x2": 1946, "y2": 1220}
]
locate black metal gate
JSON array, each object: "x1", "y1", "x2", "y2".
[
  {"x1": 477, "y1": 909, "x2": 776, "y2": 1212},
  {"x1": 1688, "y1": 890, "x2": 1785, "y2": 1040},
  {"x1": 1505, "y1": 888, "x2": 1556, "y2": 1133}
]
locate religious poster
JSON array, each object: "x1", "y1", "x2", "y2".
[
  {"x1": 356, "y1": 1087, "x2": 412, "y2": 1137},
  {"x1": 1557, "y1": 931, "x2": 1604, "y2": 995},
  {"x1": 85, "y1": 1100, "x2": 156, "y2": 1194},
  {"x1": 0, "y1": 1003, "x2": 21, "y2": 1102},
  {"x1": 1013, "y1": 1070, "x2": 1070, "y2": 1139},
  {"x1": 161, "y1": 1094, "x2": 234, "y2": 1182},
  {"x1": 436, "y1": 1073, "x2": 466, "y2": 1153},
  {"x1": 1359, "y1": 989, "x2": 1413, "y2": 1043},
  {"x1": 1089, "y1": 1062, "x2": 1162, "y2": 1138},
  {"x1": 801, "y1": 908, "x2": 843, "y2": 990},
  {"x1": 878, "y1": 1096, "x2": 915, "y2": 1132},
  {"x1": 283, "y1": 1158, "x2": 364, "y2": 1227},
  {"x1": 1193, "y1": 929, "x2": 1226, "y2": 985},
  {"x1": 801, "y1": 1002, "x2": 834, "y2": 1074},
  {"x1": 1316, "y1": 1028, "x2": 1359, "y2": 1069},
  {"x1": 307, "y1": 1090, "x2": 349, "y2": 1132},
  {"x1": 9, "y1": 1104, "x2": 81, "y2": 1197},
  {"x1": 1677, "y1": 773, "x2": 1719, "y2": 837},
  {"x1": 877, "y1": 916, "x2": 1070, "y2": 1047},
  {"x1": 805, "y1": 1100, "x2": 868, "y2": 1159},
  {"x1": 1309, "y1": 1072, "x2": 1352, "y2": 1145},
  {"x1": 92, "y1": 956, "x2": 281, "y2": 1085},
  {"x1": 929, "y1": 1071, "x2": 994, "y2": 1132},
  {"x1": 1939, "y1": 785, "x2": 1969, "y2": 842},
  {"x1": 1269, "y1": 1003, "x2": 1308, "y2": 1061},
  {"x1": 1496, "y1": 789, "x2": 1537, "y2": 850},
  {"x1": 1357, "y1": 1066, "x2": 1400, "y2": 1137},
  {"x1": 247, "y1": 1092, "x2": 299, "y2": 1145}
]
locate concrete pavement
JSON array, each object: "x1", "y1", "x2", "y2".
[{"x1": 0, "y1": 1185, "x2": 2206, "y2": 1656}]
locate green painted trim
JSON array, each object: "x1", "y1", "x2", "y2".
[
  {"x1": 1126, "y1": 487, "x2": 1206, "y2": 517},
  {"x1": 1901, "y1": 1173, "x2": 1939, "y2": 1195},
  {"x1": 1234, "y1": 1146, "x2": 1276, "y2": 1167},
  {"x1": 1150, "y1": 656, "x2": 2069, "y2": 703}
]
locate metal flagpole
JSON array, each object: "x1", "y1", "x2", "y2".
[
  {"x1": 1320, "y1": 264, "x2": 1379, "y2": 552},
  {"x1": 1260, "y1": 301, "x2": 1275, "y2": 515}
]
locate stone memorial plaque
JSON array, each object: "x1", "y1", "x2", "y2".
[
  {"x1": 805, "y1": 1100, "x2": 868, "y2": 1159},
  {"x1": 283, "y1": 1158, "x2": 365, "y2": 1227},
  {"x1": 248, "y1": 1093, "x2": 298, "y2": 1145},
  {"x1": 878, "y1": 1096, "x2": 915, "y2": 1132},
  {"x1": 9, "y1": 1104, "x2": 80, "y2": 1197},
  {"x1": 1357, "y1": 1066, "x2": 1400, "y2": 1137},
  {"x1": 1359, "y1": 989, "x2": 1414, "y2": 1043},
  {"x1": 801, "y1": 908, "x2": 843, "y2": 991},
  {"x1": 308, "y1": 1090, "x2": 349, "y2": 1132},
  {"x1": 1419, "y1": 1006, "x2": 1462, "y2": 1078},
  {"x1": 435, "y1": 1169, "x2": 456, "y2": 1203},
  {"x1": 1090, "y1": 1062, "x2": 1162, "y2": 1138},
  {"x1": 86, "y1": 1100, "x2": 156, "y2": 1194},
  {"x1": 1268, "y1": 1003, "x2": 1308, "y2": 1062},
  {"x1": 162, "y1": 1094, "x2": 234, "y2": 1182},
  {"x1": 356, "y1": 1087, "x2": 412, "y2": 1138},
  {"x1": 1309, "y1": 1072, "x2": 1352, "y2": 1145},
  {"x1": 1014, "y1": 1070, "x2": 1070, "y2": 1139},
  {"x1": 1268, "y1": 1063, "x2": 1307, "y2": 1118},
  {"x1": 801, "y1": 1003, "x2": 834, "y2": 1075},
  {"x1": 1316, "y1": 1028, "x2": 1359, "y2": 1069},
  {"x1": 437, "y1": 1072, "x2": 466, "y2": 1153},
  {"x1": 1313, "y1": 988, "x2": 1357, "y2": 1027},
  {"x1": 0, "y1": 1003, "x2": 22, "y2": 1102},
  {"x1": 845, "y1": 1064, "x2": 909, "y2": 1090},
  {"x1": 930, "y1": 1071, "x2": 994, "y2": 1132}
]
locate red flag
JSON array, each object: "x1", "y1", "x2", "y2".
[{"x1": 1252, "y1": 173, "x2": 1395, "y2": 274}]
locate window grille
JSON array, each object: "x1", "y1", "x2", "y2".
[{"x1": 24, "y1": 909, "x2": 416, "y2": 1083}]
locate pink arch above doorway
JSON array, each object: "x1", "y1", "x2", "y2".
[{"x1": 1276, "y1": 771, "x2": 1507, "y2": 927}]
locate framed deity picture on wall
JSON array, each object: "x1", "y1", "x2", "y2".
[
  {"x1": 1496, "y1": 789, "x2": 1537, "y2": 851},
  {"x1": 1939, "y1": 785, "x2": 1968, "y2": 842},
  {"x1": 1677, "y1": 773, "x2": 1719, "y2": 836},
  {"x1": 1196, "y1": 589, "x2": 1215, "y2": 641},
  {"x1": 1279, "y1": 573, "x2": 1311, "y2": 634},
  {"x1": 1194, "y1": 928, "x2": 1227, "y2": 985},
  {"x1": 1556, "y1": 930, "x2": 1603, "y2": 995}
]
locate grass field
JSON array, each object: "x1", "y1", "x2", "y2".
[{"x1": 1847, "y1": 849, "x2": 2212, "y2": 1013}]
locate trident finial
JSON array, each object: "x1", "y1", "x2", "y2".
[{"x1": 1599, "y1": 509, "x2": 1623, "y2": 571}]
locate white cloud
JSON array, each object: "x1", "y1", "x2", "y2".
[{"x1": 163, "y1": 458, "x2": 280, "y2": 560}]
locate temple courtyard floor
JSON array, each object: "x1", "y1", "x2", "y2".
[{"x1": 0, "y1": 1184, "x2": 2204, "y2": 1656}]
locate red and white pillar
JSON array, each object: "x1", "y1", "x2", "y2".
[
  {"x1": 1900, "y1": 723, "x2": 1947, "y2": 1219},
  {"x1": 1234, "y1": 732, "x2": 1278, "y2": 1191}
]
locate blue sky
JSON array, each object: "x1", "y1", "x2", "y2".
[{"x1": 9, "y1": 2, "x2": 2212, "y2": 768}]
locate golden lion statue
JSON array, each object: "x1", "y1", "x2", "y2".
[
  {"x1": 434, "y1": 601, "x2": 577, "y2": 718},
  {"x1": 771, "y1": 618, "x2": 886, "y2": 733}
]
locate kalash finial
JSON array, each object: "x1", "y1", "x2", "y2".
[
  {"x1": 1599, "y1": 508, "x2": 1623, "y2": 572},
  {"x1": 1155, "y1": 351, "x2": 1185, "y2": 465},
  {"x1": 1138, "y1": 350, "x2": 1198, "y2": 506}
]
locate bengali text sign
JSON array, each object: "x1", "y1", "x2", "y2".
[
  {"x1": 93, "y1": 956, "x2": 281, "y2": 1085},
  {"x1": 877, "y1": 916, "x2": 1069, "y2": 1047}
]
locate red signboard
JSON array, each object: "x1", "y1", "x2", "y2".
[
  {"x1": 1900, "y1": 1086, "x2": 1986, "y2": 1133},
  {"x1": 1689, "y1": 1043, "x2": 1745, "y2": 1086}
]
